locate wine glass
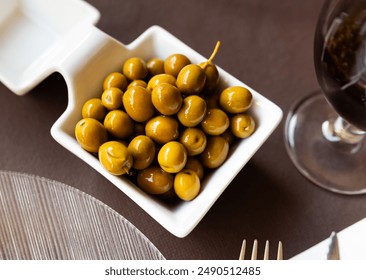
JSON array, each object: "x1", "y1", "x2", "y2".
[{"x1": 285, "y1": 0, "x2": 366, "y2": 194}]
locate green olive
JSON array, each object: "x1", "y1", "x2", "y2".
[
  {"x1": 103, "y1": 72, "x2": 128, "y2": 91},
  {"x1": 174, "y1": 169, "x2": 200, "y2": 201},
  {"x1": 201, "y1": 108, "x2": 230, "y2": 135},
  {"x1": 179, "y1": 127, "x2": 207, "y2": 156},
  {"x1": 123, "y1": 86, "x2": 154, "y2": 122},
  {"x1": 145, "y1": 115, "x2": 179, "y2": 144},
  {"x1": 101, "y1": 87, "x2": 124, "y2": 110},
  {"x1": 158, "y1": 141, "x2": 187, "y2": 173},
  {"x1": 103, "y1": 110, "x2": 134, "y2": 139},
  {"x1": 219, "y1": 86, "x2": 253, "y2": 114},
  {"x1": 147, "y1": 73, "x2": 176, "y2": 92},
  {"x1": 198, "y1": 41, "x2": 221, "y2": 93},
  {"x1": 199, "y1": 61, "x2": 219, "y2": 92},
  {"x1": 177, "y1": 95, "x2": 207, "y2": 127},
  {"x1": 200, "y1": 136, "x2": 229, "y2": 169},
  {"x1": 230, "y1": 113, "x2": 256, "y2": 138},
  {"x1": 81, "y1": 98, "x2": 107, "y2": 122},
  {"x1": 122, "y1": 57, "x2": 148, "y2": 81},
  {"x1": 176, "y1": 64, "x2": 206, "y2": 95},
  {"x1": 98, "y1": 141, "x2": 133, "y2": 175},
  {"x1": 164, "y1": 54, "x2": 191, "y2": 77},
  {"x1": 128, "y1": 135, "x2": 155, "y2": 170},
  {"x1": 75, "y1": 118, "x2": 108, "y2": 153},
  {"x1": 151, "y1": 83, "x2": 183, "y2": 115},
  {"x1": 147, "y1": 58, "x2": 164, "y2": 76},
  {"x1": 185, "y1": 157, "x2": 204, "y2": 180},
  {"x1": 137, "y1": 166, "x2": 173, "y2": 195},
  {"x1": 127, "y1": 80, "x2": 147, "y2": 89}
]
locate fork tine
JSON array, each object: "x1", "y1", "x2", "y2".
[
  {"x1": 239, "y1": 239, "x2": 246, "y2": 260},
  {"x1": 239, "y1": 239, "x2": 283, "y2": 260},
  {"x1": 277, "y1": 241, "x2": 283, "y2": 260},
  {"x1": 251, "y1": 239, "x2": 258, "y2": 260},
  {"x1": 263, "y1": 240, "x2": 269, "y2": 260}
]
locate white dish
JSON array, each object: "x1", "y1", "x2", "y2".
[
  {"x1": 0, "y1": 0, "x2": 100, "y2": 95},
  {"x1": 0, "y1": 0, "x2": 283, "y2": 237}
]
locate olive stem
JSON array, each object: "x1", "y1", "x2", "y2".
[
  {"x1": 200, "y1": 41, "x2": 221, "y2": 70},
  {"x1": 208, "y1": 41, "x2": 221, "y2": 63}
]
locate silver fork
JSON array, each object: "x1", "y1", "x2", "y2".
[{"x1": 239, "y1": 239, "x2": 283, "y2": 260}]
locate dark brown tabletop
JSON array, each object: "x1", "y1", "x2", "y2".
[{"x1": 1, "y1": 0, "x2": 366, "y2": 260}]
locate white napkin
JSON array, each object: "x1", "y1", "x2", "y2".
[{"x1": 292, "y1": 217, "x2": 366, "y2": 260}]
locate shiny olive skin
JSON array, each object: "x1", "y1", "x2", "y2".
[
  {"x1": 179, "y1": 127, "x2": 207, "y2": 156},
  {"x1": 75, "y1": 118, "x2": 108, "y2": 153},
  {"x1": 127, "y1": 135, "x2": 156, "y2": 170},
  {"x1": 98, "y1": 141, "x2": 133, "y2": 175},
  {"x1": 127, "y1": 80, "x2": 147, "y2": 89},
  {"x1": 176, "y1": 64, "x2": 206, "y2": 95},
  {"x1": 219, "y1": 86, "x2": 253, "y2": 114},
  {"x1": 151, "y1": 83, "x2": 183, "y2": 115},
  {"x1": 199, "y1": 61, "x2": 219, "y2": 92},
  {"x1": 158, "y1": 141, "x2": 187, "y2": 173},
  {"x1": 137, "y1": 166, "x2": 173, "y2": 195},
  {"x1": 147, "y1": 58, "x2": 164, "y2": 76},
  {"x1": 164, "y1": 54, "x2": 191, "y2": 77},
  {"x1": 123, "y1": 86, "x2": 155, "y2": 122},
  {"x1": 101, "y1": 87, "x2": 124, "y2": 110},
  {"x1": 201, "y1": 108, "x2": 230, "y2": 135},
  {"x1": 103, "y1": 110, "x2": 134, "y2": 139},
  {"x1": 174, "y1": 169, "x2": 200, "y2": 201},
  {"x1": 81, "y1": 98, "x2": 107, "y2": 122},
  {"x1": 200, "y1": 136, "x2": 229, "y2": 169},
  {"x1": 177, "y1": 95, "x2": 207, "y2": 127},
  {"x1": 230, "y1": 113, "x2": 256, "y2": 138},
  {"x1": 147, "y1": 74, "x2": 176, "y2": 92},
  {"x1": 185, "y1": 157, "x2": 204, "y2": 180},
  {"x1": 122, "y1": 57, "x2": 148, "y2": 81},
  {"x1": 103, "y1": 72, "x2": 128, "y2": 91},
  {"x1": 145, "y1": 115, "x2": 179, "y2": 144}
]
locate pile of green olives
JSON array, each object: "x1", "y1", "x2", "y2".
[{"x1": 75, "y1": 42, "x2": 256, "y2": 202}]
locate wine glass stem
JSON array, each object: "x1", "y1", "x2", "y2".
[{"x1": 322, "y1": 116, "x2": 366, "y2": 146}]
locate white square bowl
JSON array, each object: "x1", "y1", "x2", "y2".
[
  {"x1": 51, "y1": 25, "x2": 283, "y2": 237},
  {"x1": 0, "y1": 0, "x2": 282, "y2": 238}
]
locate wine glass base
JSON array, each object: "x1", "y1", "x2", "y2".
[{"x1": 285, "y1": 91, "x2": 366, "y2": 195}]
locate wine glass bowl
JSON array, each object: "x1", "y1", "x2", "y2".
[
  {"x1": 285, "y1": 0, "x2": 366, "y2": 194},
  {"x1": 315, "y1": 0, "x2": 366, "y2": 132}
]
